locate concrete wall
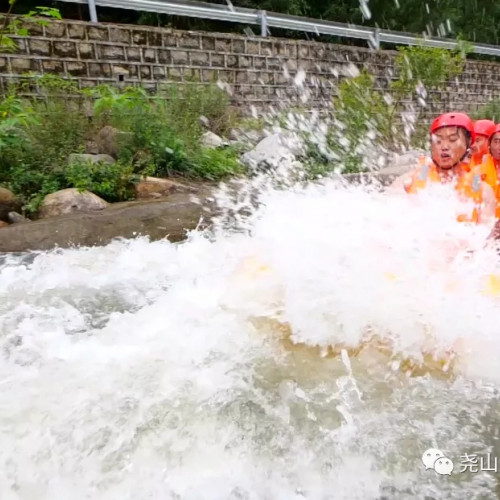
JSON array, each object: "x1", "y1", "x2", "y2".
[{"x1": 0, "y1": 17, "x2": 499, "y2": 117}]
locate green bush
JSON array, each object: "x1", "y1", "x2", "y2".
[
  {"x1": 0, "y1": 77, "x2": 93, "y2": 212},
  {"x1": 291, "y1": 43, "x2": 469, "y2": 176},
  {"x1": 391, "y1": 44, "x2": 467, "y2": 102},
  {"x1": 64, "y1": 159, "x2": 136, "y2": 202},
  {"x1": 329, "y1": 70, "x2": 392, "y2": 173},
  {"x1": 471, "y1": 99, "x2": 500, "y2": 122},
  {"x1": 88, "y1": 83, "x2": 242, "y2": 180},
  {"x1": 188, "y1": 147, "x2": 243, "y2": 180},
  {"x1": 0, "y1": 76, "x2": 245, "y2": 215},
  {"x1": 0, "y1": 92, "x2": 38, "y2": 149},
  {"x1": 0, "y1": 3, "x2": 62, "y2": 53}
]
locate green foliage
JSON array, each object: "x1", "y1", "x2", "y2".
[
  {"x1": 88, "y1": 82, "x2": 241, "y2": 180},
  {"x1": 471, "y1": 99, "x2": 500, "y2": 123},
  {"x1": 281, "y1": 44, "x2": 469, "y2": 176},
  {"x1": 159, "y1": 83, "x2": 236, "y2": 139},
  {"x1": 65, "y1": 159, "x2": 135, "y2": 202},
  {"x1": 0, "y1": 81, "x2": 91, "y2": 212},
  {"x1": 335, "y1": 70, "x2": 392, "y2": 142},
  {"x1": 89, "y1": 85, "x2": 150, "y2": 123},
  {"x1": 188, "y1": 147, "x2": 243, "y2": 180},
  {"x1": 0, "y1": 92, "x2": 38, "y2": 149},
  {"x1": 324, "y1": 70, "x2": 392, "y2": 173},
  {"x1": 0, "y1": 76, "x2": 244, "y2": 215},
  {"x1": 0, "y1": 2, "x2": 61, "y2": 52},
  {"x1": 391, "y1": 43, "x2": 468, "y2": 101}
]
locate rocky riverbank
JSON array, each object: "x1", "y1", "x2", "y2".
[
  {"x1": 0, "y1": 112, "x2": 422, "y2": 254},
  {"x1": 0, "y1": 192, "x2": 215, "y2": 253},
  {"x1": 0, "y1": 149, "x2": 420, "y2": 254}
]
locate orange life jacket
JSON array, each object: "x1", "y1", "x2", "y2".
[
  {"x1": 474, "y1": 154, "x2": 500, "y2": 218},
  {"x1": 470, "y1": 153, "x2": 482, "y2": 170},
  {"x1": 404, "y1": 157, "x2": 444, "y2": 194},
  {"x1": 470, "y1": 150, "x2": 491, "y2": 169},
  {"x1": 404, "y1": 156, "x2": 485, "y2": 223}
]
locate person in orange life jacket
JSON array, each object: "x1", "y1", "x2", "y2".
[
  {"x1": 490, "y1": 123, "x2": 500, "y2": 162},
  {"x1": 400, "y1": 112, "x2": 496, "y2": 223},
  {"x1": 488, "y1": 123, "x2": 500, "y2": 170},
  {"x1": 484, "y1": 125, "x2": 500, "y2": 239},
  {"x1": 467, "y1": 124, "x2": 500, "y2": 215},
  {"x1": 403, "y1": 112, "x2": 473, "y2": 192},
  {"x1": 469, "y1": 119, "x2": 496, "y2": 169}
]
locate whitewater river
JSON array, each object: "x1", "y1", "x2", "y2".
[{"x1": 1, "y1": 174, "x2": 500, "y2": 499}]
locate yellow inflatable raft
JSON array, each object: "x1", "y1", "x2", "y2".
[{"x1": 228, "y1": 255, "x2": 500, "y2": 378}]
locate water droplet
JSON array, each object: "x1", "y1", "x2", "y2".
[
  {"x1": 294, "y1": 69, "x2": 306, "y2": 87},
  {"x1": 359, "y1": 0, "x2": 372, "y2": 20}
]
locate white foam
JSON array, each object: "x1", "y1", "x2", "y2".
[{"x1": 1, "y1": 134, "x2": 500, "y2": 498}]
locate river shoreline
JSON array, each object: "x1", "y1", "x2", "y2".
[{"x1": 0, "y1": 171, "x2": 403, "y2": 254}]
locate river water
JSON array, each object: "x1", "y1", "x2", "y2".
[{"x1": 2, "y1": 164, "x2": 500, "y2": 499}]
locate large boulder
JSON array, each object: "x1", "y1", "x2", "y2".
[
  {"x1": 38, "y1": 188, "x2": 108, "y2": 219},
  {"x1": 241, "y1": 133, "x2": 304, "y2": 171},
  {"x1": 229, "y1": 128, "x2": 263, "y2": 148},
  {"x1": 380, "y1": 149, "x2": 423, "y2": 176},
  {"x1": 95, "y1": 126, "x2": 132, "y2": 158},
  {"x1": 7, "y1": 212, "x2": 29, "y2": 224},
  {"x1": 0, "y1": 193, "x2": 216, "y2": 253},
  {"x1": 342, "y1": 149, "x2": 424, "y2": 188},
  {"x1": 0, "y1": 187, "x2": 21, "y2": 222},
  {"x1": 133, "y1": 177, "x2": 198, "y2": 200},
  {"x1": 85, "y1": 141, "x2": 100, "y2": 155},
  {"x1": 201, "y1": 131, "x2": 225, "y2": 149}
]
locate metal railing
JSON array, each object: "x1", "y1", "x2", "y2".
[{"x1": 57, "y1": 0, "x2": 500, "y2": 57}]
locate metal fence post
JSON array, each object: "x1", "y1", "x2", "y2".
[
  {"x1": 88, "y1": 0, "x2": 98, "y2": 22},
  {"x1": 260, "y1": 10, "x2": 267, "y2": 37}
]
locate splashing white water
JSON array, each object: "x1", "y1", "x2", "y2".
[
  {"x1": 2, "y1": 167, "x2": 500, "y2": 499},
  {"x1": 359, "y1": 0, "x2": 372, "y2": 20},
  {"x1": 1, "y1": 40, "x2": 499, "y2": 498}
]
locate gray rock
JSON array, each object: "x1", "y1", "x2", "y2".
[
  {"x1": 241, "y1": 132, "x2": 304, "y2": 171},
  {"x1": 199, "y1": 115, "x2": 210, "y2": 128},
  {"x1": 38, "y1": 188, "x2": 108, "y2": 219},
  {"x1": 201, "y1": 131, "x2": 225, "y2": 149},
  {"x1": 379, "y1": 149, "x2": 423, "y2": 176},
  {"x1": 0, "y1": 187, "x2": 21, "y2": 222},
  {"x1": 133, "y1": 176, "x2": 199, "y2": 200},
  {"x1": 7, "y1": 212, "x2": 30, "y2": 224},
  {"x1": 229, "y1": 128, "x2": 263, "y2": 146},
  {"x1": 0, "y1": 193, "x2": 215, "y2": 253},
  {"x1": 68, "y1": 153, "x2": 115, "y2": 165},
  {"x1": 84, "y1": 141, "x2": 100, "y2": 155},
  {"x1": 95, "y1": 125, "x2": 133, "y2": 158}
]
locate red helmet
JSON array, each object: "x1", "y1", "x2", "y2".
[
  {"x1": 430, "y1": 112, "x2": 475, "y2": 144},
  {"x1": 474, "y1": 119, "x2": 496, "y2": 138},
  {"x1": 489, "y1": 123, "x2": 500, "y2": 141}
]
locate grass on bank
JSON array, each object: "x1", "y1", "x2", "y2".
[
  {"x1": 0, "y1": 75, "x2": 244, "y2": 214},
  {"x1": 0, "y1": 40, "x2": 475, "y2": 216}
]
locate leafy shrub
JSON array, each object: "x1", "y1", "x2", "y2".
[
  {"x1": 471, "y1": 99, "x2": 500, "y2": 122},
  {"x1": 64, "y1": 159, "x2": 136, "y2": 202},
  {"x1": 188, "y1": 147, "x2": 243, "y2": 180},
  {"x1": 0, "y1": 76, "x2": 244, "y2": 214},
  {"x1": 329, "y1": 70, "x2": 392, "y2": 173},
  {"x1": 294, "y1": 43, "x2": 469, "y2": 175}
]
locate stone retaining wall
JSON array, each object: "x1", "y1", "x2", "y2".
[{"x1": 0, "y1": 17, "x2": 499, "y2": 118}]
